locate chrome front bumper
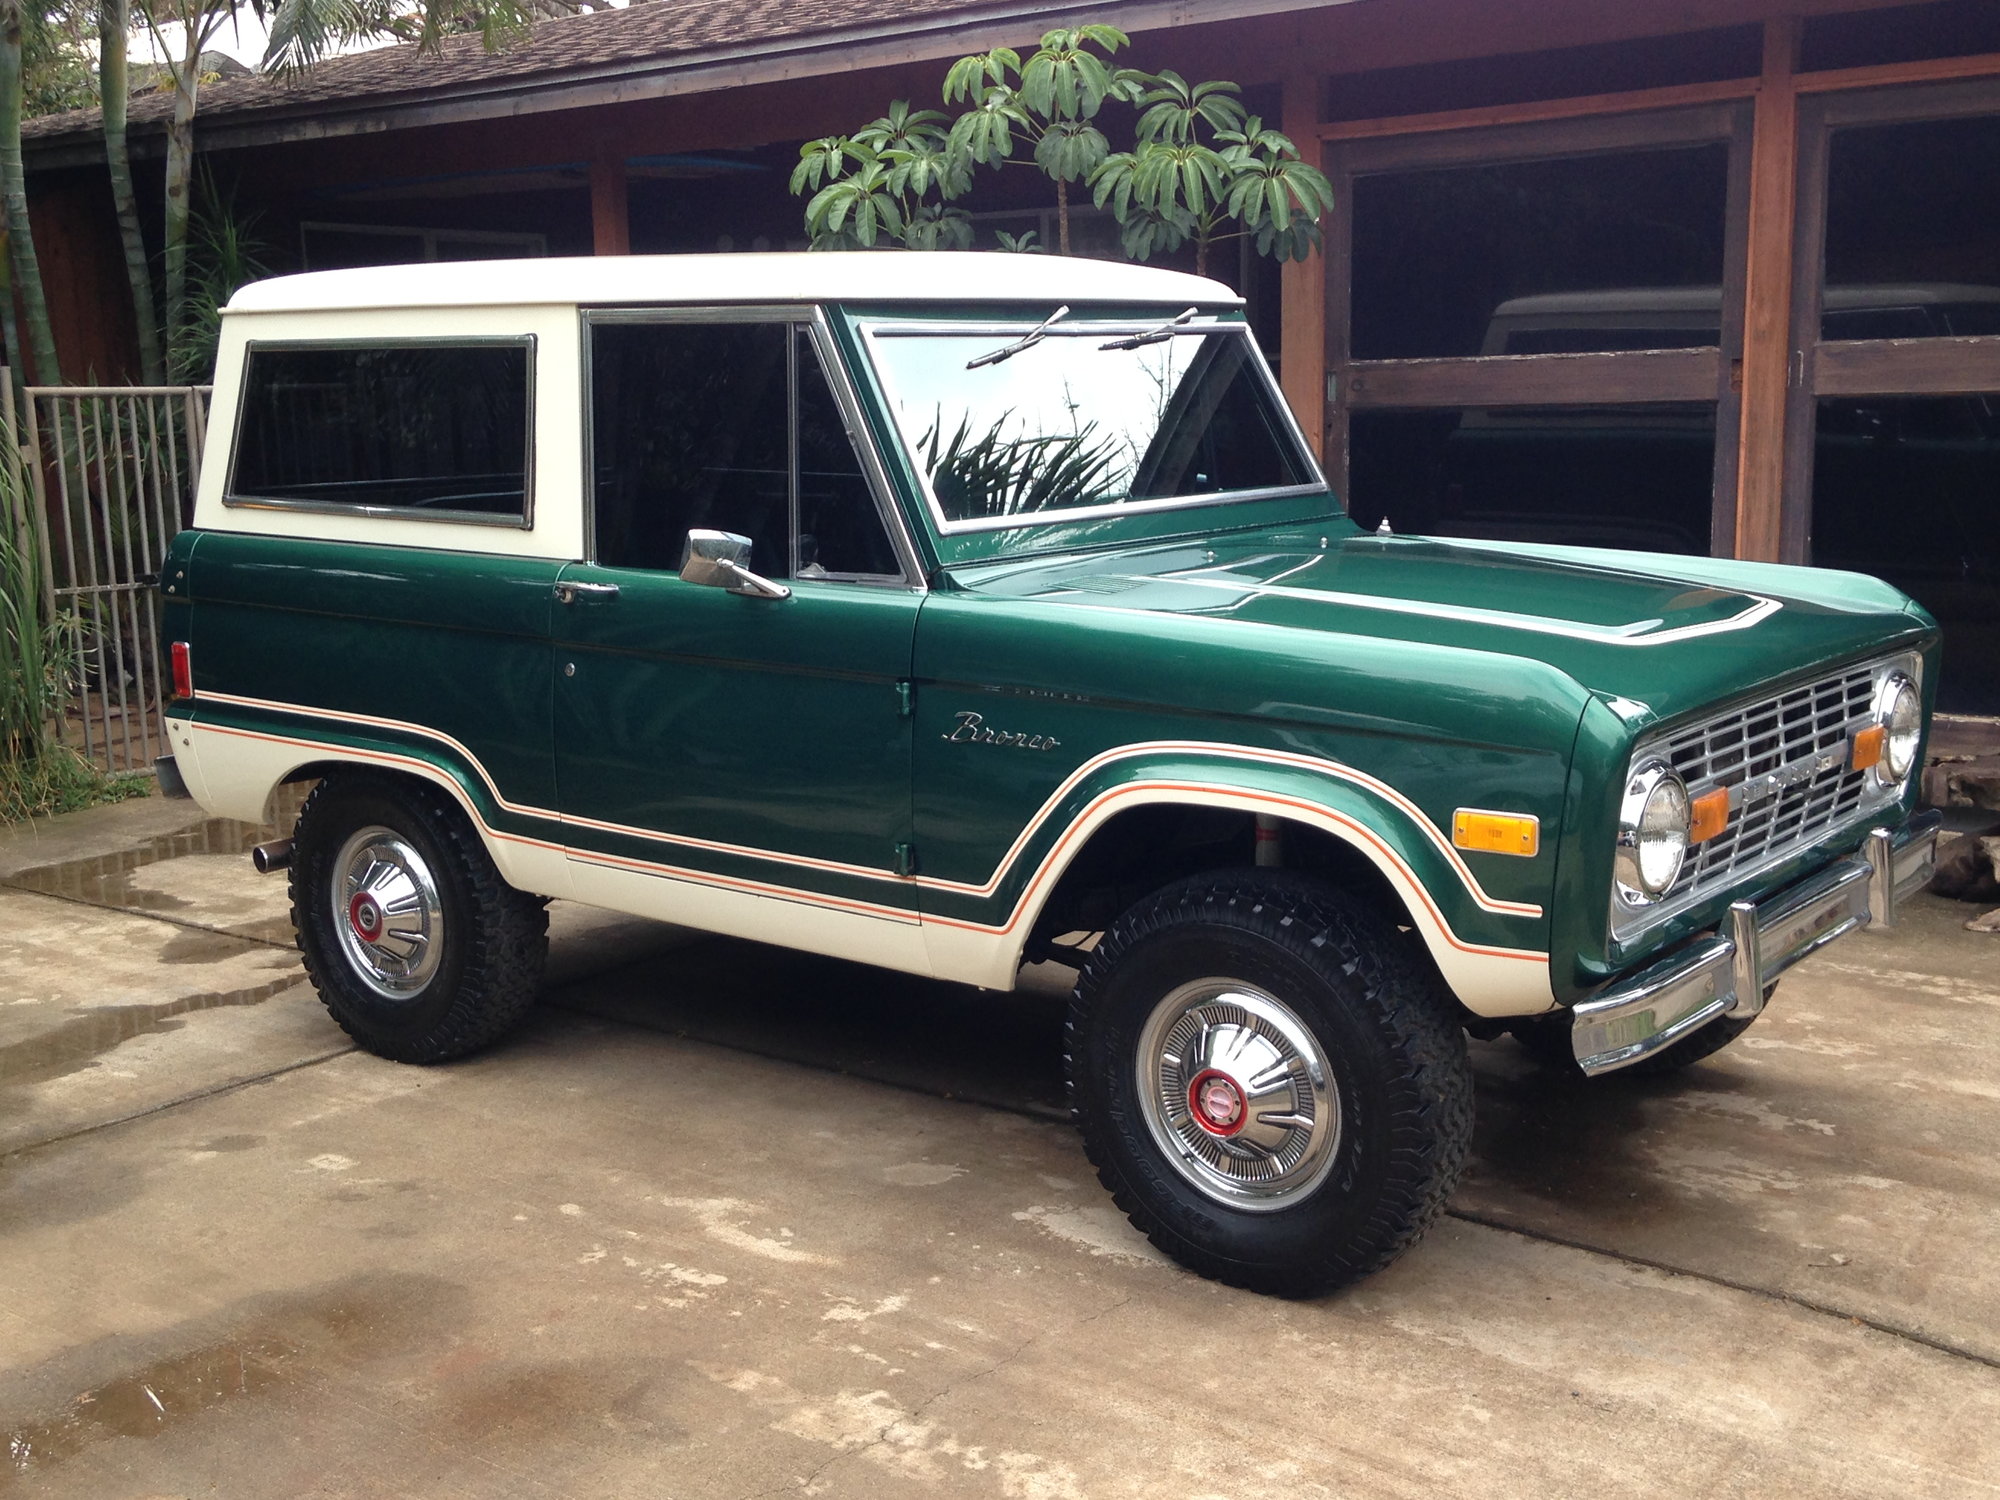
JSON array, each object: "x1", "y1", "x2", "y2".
[{"x1": 1571, "y1": 812, "x2": 1943, "y2": 1076}]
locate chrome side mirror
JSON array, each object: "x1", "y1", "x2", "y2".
[{"x1": 679, "y1": 529, "x2": 791, "y2": 601}]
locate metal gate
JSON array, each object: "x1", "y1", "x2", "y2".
[{"x1": 10, "y1": 379, "x2": 210, "y2": 774}]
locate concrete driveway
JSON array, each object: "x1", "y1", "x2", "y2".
[{"x1": 1, "y1": 794, "x2": 1996, "y2": 1499}]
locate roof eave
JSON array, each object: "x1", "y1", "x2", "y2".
[{"x1": 26, "y1": 0, "x2": 1356, "y2": 169}]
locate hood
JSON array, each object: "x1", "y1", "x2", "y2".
[{"x1": 944, "y1": 526, "x2": 1935, "y2": 733}]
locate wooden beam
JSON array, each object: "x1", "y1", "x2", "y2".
[
  {"x1": 1814, "y1": 336, "x2": 2000, "y2": 397},
  {"x1": 1345, "y1": 349, "x2": 1721, "y2": 408},
  {"x1": 1280, "y1": 73, "x2": 1326, "y2": 457},
  {"x1": 1796, "y1": 48, "x2": 2000, "y2": 96},
  {"x1": 1732, "y1": 16, "x2": 1802, "y2": 563},
  {"x1": 1318, "y1": 76, "x2": 1756, "y2": 143},
  {"x1": 590, "y1": 153, "x2": 630, "y2": 256}
]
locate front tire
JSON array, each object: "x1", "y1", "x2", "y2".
[
  {"x1": 290, "y1": 773, "x2": 548, "y2": 1063},
  {"x1": 1067, "y1": 874, "x2": 1473, "y2": 1297}
]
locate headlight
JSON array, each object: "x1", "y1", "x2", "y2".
[
  {"x1": 1875, "y1": 672, "x2": 1921, "y2": 785},
  {"x1": 1614, "y1": 760, "x2": 1690, "y2": 906}
]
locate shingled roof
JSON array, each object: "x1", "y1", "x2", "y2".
[{"x1": 25, "y1": 0, "x2": 1333, "y2": 158}]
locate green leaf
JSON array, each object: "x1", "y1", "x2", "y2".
[{"x1": 1034, "y1": 121, "x2": 1108, "y2": 183}]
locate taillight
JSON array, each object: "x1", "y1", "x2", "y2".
[{"x1": 170, "y1": 641, "x2": 193, "y2": 700}]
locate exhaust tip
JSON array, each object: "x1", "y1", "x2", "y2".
[{"x1": 251, "y1": 838, "x2": 293, "y2": 875}]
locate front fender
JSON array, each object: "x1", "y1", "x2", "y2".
[{"x1": 917, "y1": 742, "x2": 1557, "y2": 1015}]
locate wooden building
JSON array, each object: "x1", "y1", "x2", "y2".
[{"x1": 21, "y1": 0, "x2": 2000, "y2": 715}]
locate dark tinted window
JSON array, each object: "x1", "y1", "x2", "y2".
[
  {"x1": 230, "y1": 342, "x2": 529, "y2": 518},
  {"x1": 1351, "y1": 145, "x2": 1731, "y2": 360},
  {"x1": 590, "y1": 322, "x2": 789, "y2": 574},
  {"x1": 590, "y1": 321, "x2": 898, "y2": 579},
  {"x1": 1348, "y1": 404, "x2": 1716, "y2": 556},
  {"x1": 1812, "y1": 395, "x2": 2000, "y2": 714},
  {"x1": 796, "y1": 328, "x2": 897, "y2": 577},
  {"x1": 1823, "y1": 114, "x2": 2000, "y2": 341}
]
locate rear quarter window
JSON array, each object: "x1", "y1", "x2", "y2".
[{"x1": 226, "y1": 340, "x2": 533, "y2": 524}]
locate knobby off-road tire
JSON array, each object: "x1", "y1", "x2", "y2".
[
  {"x1": 1067, "y1": 873, "x2": 1474, "y2": 1297},
  {"x1": 290, "y1": 773, "x2": 549, "y2": 1064},
  {"x1": 1510, "y1": 991, "x2": 1767, "y2": 1077}
]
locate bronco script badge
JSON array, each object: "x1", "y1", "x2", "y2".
[{"x1": 943, "y1": 710, "x2": 1062, "y2": 751}]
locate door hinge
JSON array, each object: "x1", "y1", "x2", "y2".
[
  {"x1": 893, "y1": 841, "x2": 919, "y2": 876},
  {"x1": 895, "y1": 679, "x2": 914, "y2": 717}
]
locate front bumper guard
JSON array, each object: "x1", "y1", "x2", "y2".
[{"x1": 1571, "y1": 812, "x2": 1943, "y2": 1077}]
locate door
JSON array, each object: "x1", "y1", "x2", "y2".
[{"x1": 553, "y1": 313, "x2": 928, "y2": 962}]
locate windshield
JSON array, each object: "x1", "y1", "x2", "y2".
[{"x1": 863, "y1": 322, "x2": 1321, "y2": 531}]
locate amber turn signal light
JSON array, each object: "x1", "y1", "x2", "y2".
[
  {"x1": 1689, "y1": 786, "x2": 1730, "y2": 845},
  {"x1": 1850, "y1": 724, "x2": 1886, "y2": 773},
  {"x1": 1452, "y1": 809, "x2": 1539, "y2": 858}
]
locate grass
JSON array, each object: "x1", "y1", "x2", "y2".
[{"x1": 0, "y1": 745, "x2": 151, "y2": 824}]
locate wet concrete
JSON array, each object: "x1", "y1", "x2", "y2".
[
  {"x1": 2, "y1": 794, "x2": 1997, "y2": 1496},
  {"x1": 0, "y1": 791, "x2": 685, "y2": 1156},
  {"x1": 2, "y1": 1022, "x2": 1995, "y2": 1499}
]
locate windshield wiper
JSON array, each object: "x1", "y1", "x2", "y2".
[
  {"x1": 1098, "y1": 307, "x2": 1198, "y2": 351},
  {"x1": 966, "y1": 305, "x2": 1071, "y2": 369}
]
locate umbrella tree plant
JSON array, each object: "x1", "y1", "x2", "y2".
[{"x1": 793, "y1": 24, "x2": 1333, "y2": 278}]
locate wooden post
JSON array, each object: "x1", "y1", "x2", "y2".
[
  {"x1": 590, "y1": 152, "x2": 631, "y2": 256},
  {"x1": 1280, "y1": 72, "x2": 1327, "y2": 459},
  {"x1": 1733, "y1": 16, "x2": 1802, "y2": 561}
]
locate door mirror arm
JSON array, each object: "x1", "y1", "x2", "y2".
[{"x1": 680, "y1": 529, "x2": 793, "y2": 601}]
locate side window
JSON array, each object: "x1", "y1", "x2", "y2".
[
  {"x1": 229, "y1": 341, "x2": 530, "y2": 521},
  {"x1": 796, "y1": 327, "x2": 899, "y2": 578},
  {"x1": 589, "y1": 319, "x2": 899, "y2": 581},
  {"x1": 590, "y1": 321, "x2": 790, "y2": 574}
]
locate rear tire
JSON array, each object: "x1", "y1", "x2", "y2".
[
  {"x1": 1067, "y1": 873, "x2": 1472, "y2": 1297},
  {"x1": 290, "y1": 773, "x2": 548, "y2": 1063}
]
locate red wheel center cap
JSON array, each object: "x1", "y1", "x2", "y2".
[
  {"x1": 1188, "y1": 1069, "x2": 1246, "y2": 1136},
  {"x1": 348, "y1": 893, "x2": 384, "y2": 944}
]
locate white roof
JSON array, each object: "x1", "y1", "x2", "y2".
[{"x1": 225, "y1": 251, "x2": 1241, "y2": 315}]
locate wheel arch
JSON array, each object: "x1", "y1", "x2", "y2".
[{"x1": 924, "y1": 751, "x2": 1556, "y2": 1017}]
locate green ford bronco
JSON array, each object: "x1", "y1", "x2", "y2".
[{"x1": 158, "y1": 253, "x2": 1941, "y2": 1295}]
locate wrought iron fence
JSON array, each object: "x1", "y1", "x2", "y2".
[{"x1": 10, "y1": 380, "x2": 210, "y2": 775}]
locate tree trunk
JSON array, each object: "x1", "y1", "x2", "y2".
[
  {"x1": 1056, "y1": 176, "x2": 1070, "y2": 255},
  {"x1": 161, "y1": 33, "x2": 201, "y2": 367},
  {"x1": 0, "y1": 4, "x2": 61, "y2": 384},
  {"x1": 101, "y1": 0, "x2": 164, "y2": 383},
  {"x1": 1194, "y1": 229, "x2": 1208, "y2": 280}
]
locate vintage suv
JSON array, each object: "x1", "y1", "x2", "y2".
[{"x1": 157, "y1": 253, "x2": 1941, "y2": 1296}]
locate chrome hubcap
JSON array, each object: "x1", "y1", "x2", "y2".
[
  {"x1": 331, "y1": 826, "x2": 445, "y2": 1000},
  {"x1": 1136, "y1": 980, "x2": 1340, "y2": 1211}
]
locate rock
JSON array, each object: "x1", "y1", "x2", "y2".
[{"x1": 1930, "y1": 829, "x2": 2000, "y2": 902}]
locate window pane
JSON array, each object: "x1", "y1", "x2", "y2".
[
  {"x1": 590, "y1": 322, "x2": 790, "y2": 575},
  {"x1": 301, "y1": 227, "x2": 426, "y2": 269},
  {"x1": 868, "y1": 327, "x2": 1314, "y2": 526},
  {"x1": 1824, "y1": 114, "x2": 2000, "y2": 340},
  {"x1": 230, "y1": 343, "x2": 528, "y2": 518},
  {"x1": 1351, "y1": 145, "x2": 1731, "y2": 360},
  {"x1": 796, "y1": 329, "x2": 897, "y2": 577},
  {"x1": 1348, "y1": 405, "x2": 1716, "y2": 555},
  {"x1": 1813, "y1": 396, "x2": 2000, "y2": 714}
]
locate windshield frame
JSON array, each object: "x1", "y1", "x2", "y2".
[{"x1": 856, "y1": 315, "x2": 1328, "y2": 537}]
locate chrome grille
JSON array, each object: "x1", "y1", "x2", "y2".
[{"x1": 1648, "y1": 662, "x2": 1888, "y2": 914}]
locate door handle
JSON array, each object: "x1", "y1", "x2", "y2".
[{"x1": 554, "y1": 581, "x2": 621, "y2": 605}]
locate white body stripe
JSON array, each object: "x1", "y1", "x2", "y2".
[
  {"x1": 194, "y1": 691, "x2": 1541, "y2": 919},
  {"x1": 1165, "y1": 574, "x2": 1782, "y2": 646},
  {"x1": 172, "y1": 711, "x2": 1558, "y2": 1019}
]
